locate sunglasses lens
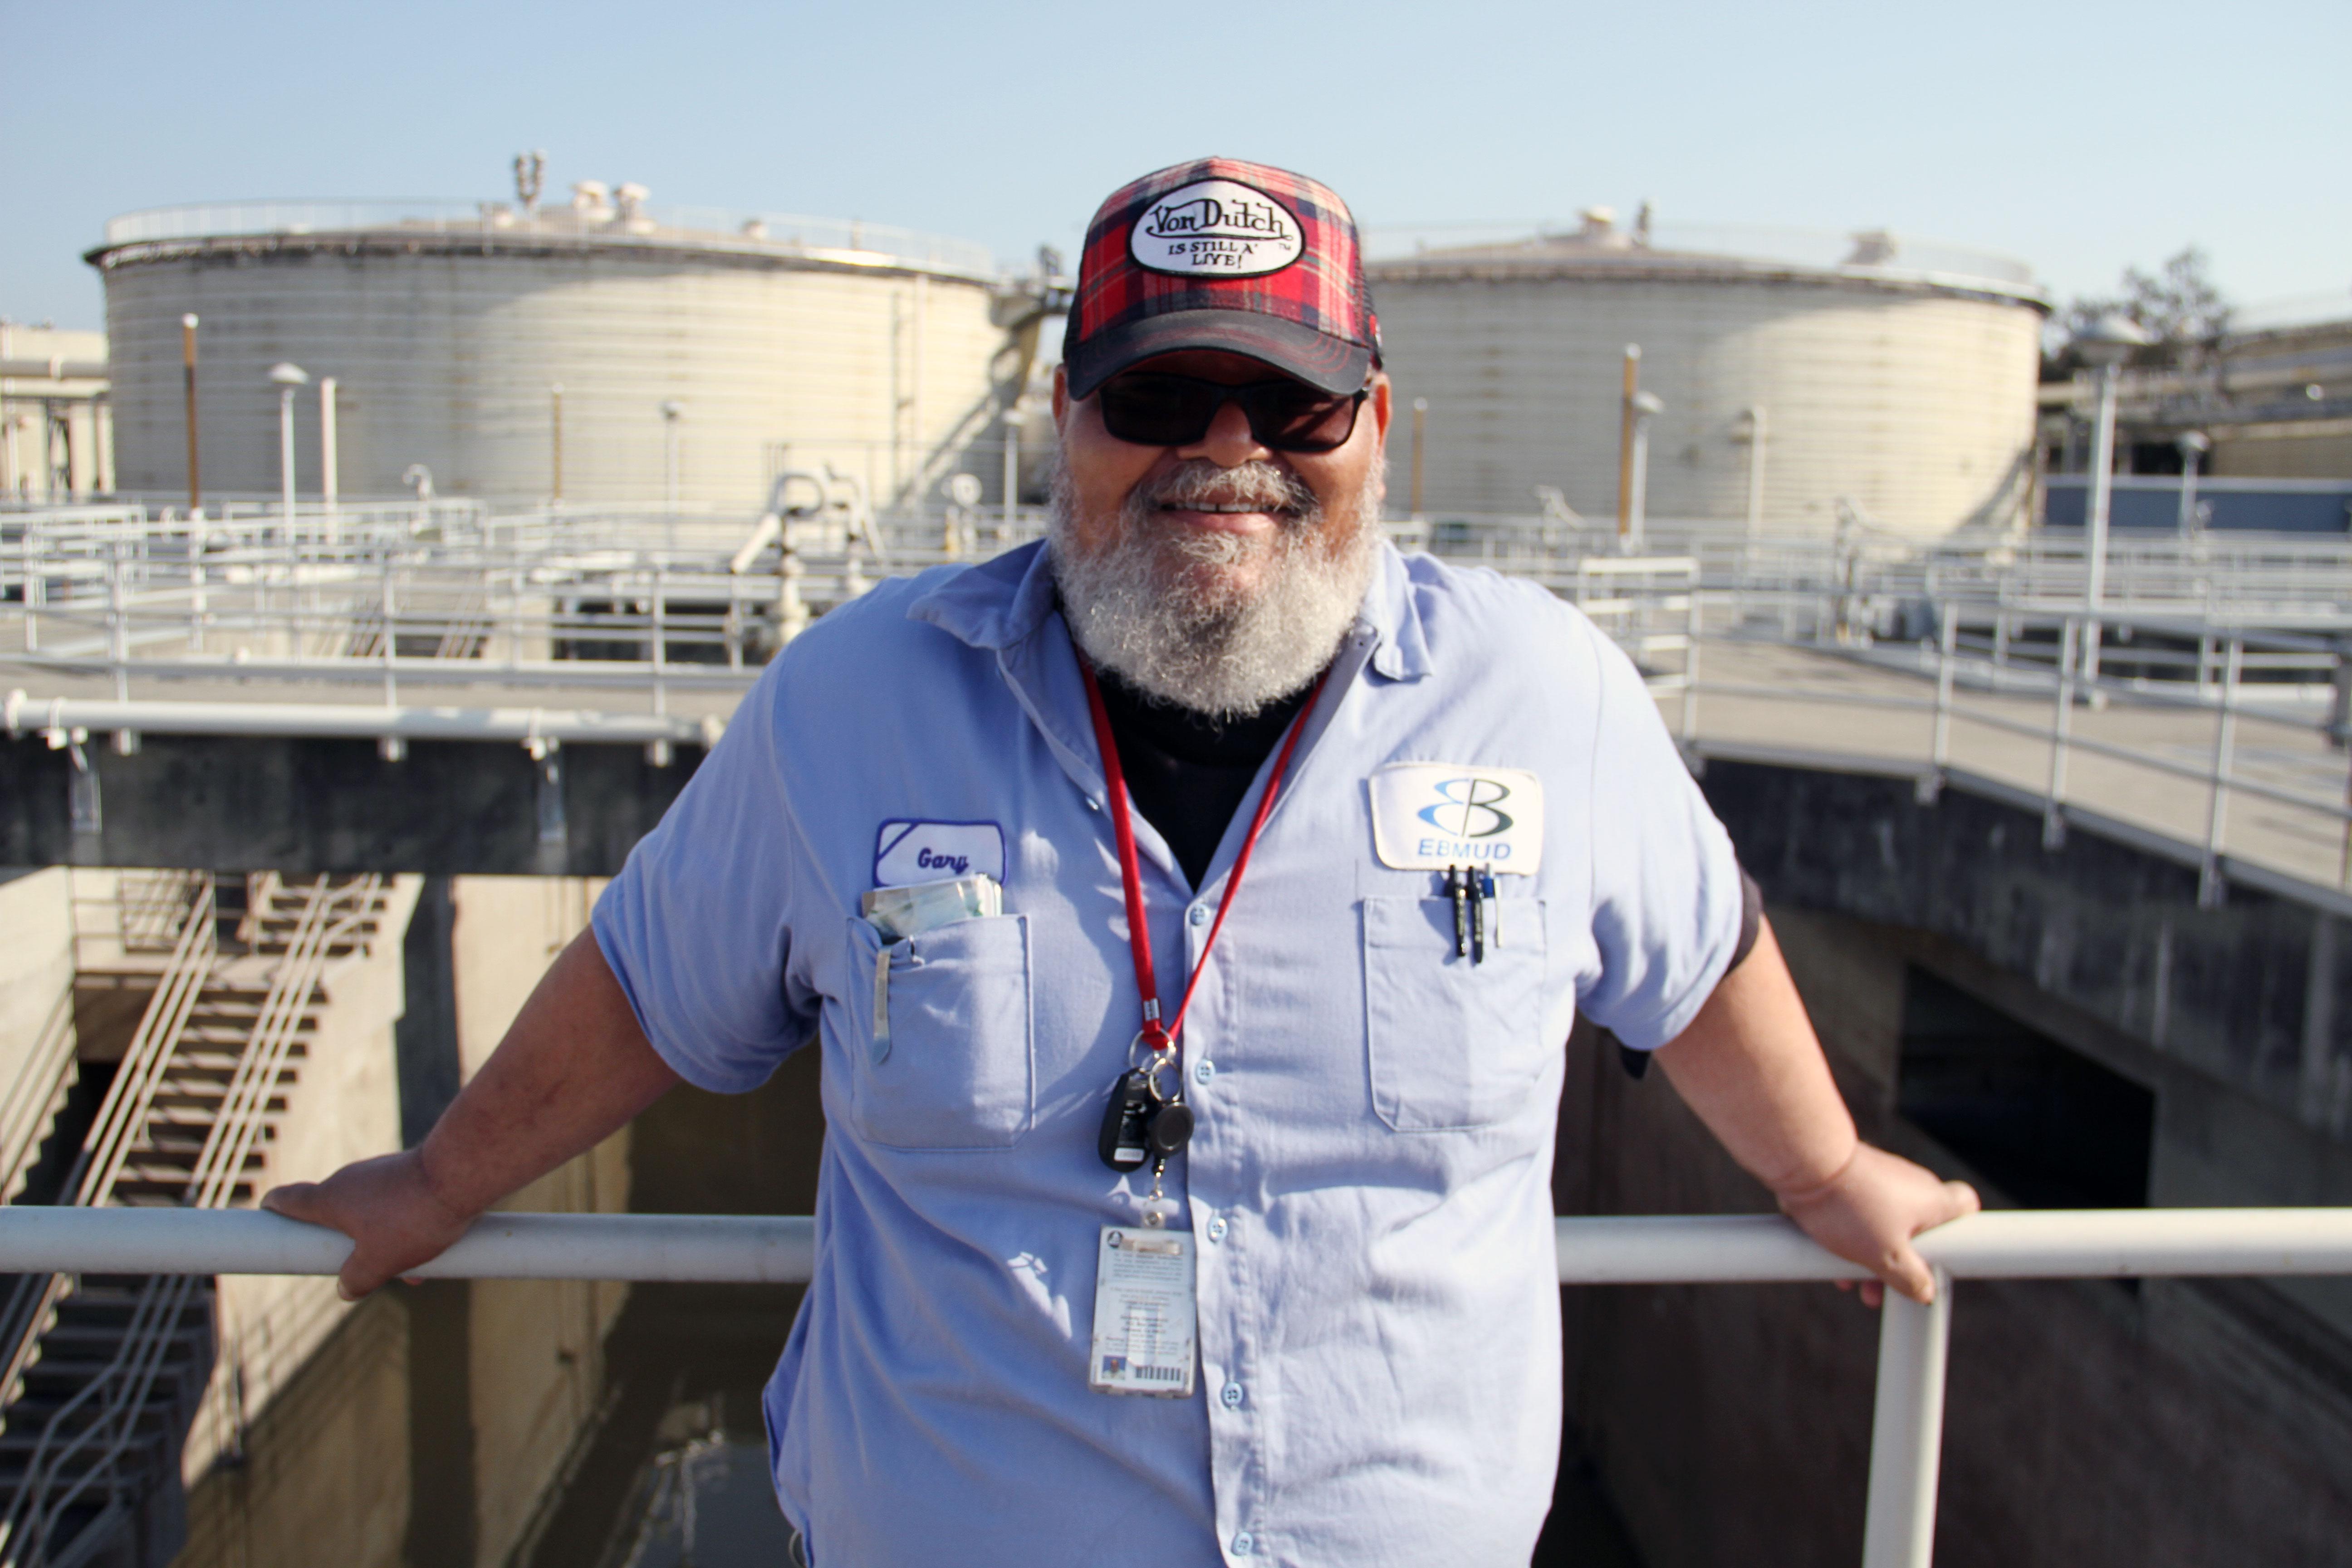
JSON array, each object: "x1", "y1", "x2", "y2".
[
  {"x1": 1096, "y1": 374, "x2": 1364, "y2": 452},
  {"x1": 1250, "y1": 384, "x2": 1360, "y2": 452},
  {"x1": 1098, "y1": 377, "x2": 1214, "y2": 446}
]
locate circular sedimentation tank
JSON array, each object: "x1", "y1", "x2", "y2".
[
  {"x1": 90, "y1": 189, "x2": 1019, "y2": 508},
  {"x1": 1367, "y1": 212, "x2": 2050, "y2": 539}
]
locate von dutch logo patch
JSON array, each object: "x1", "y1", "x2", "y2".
[
  {"x1": 1369, "y1": 763, "x2": 1545, "y2": 875},
  {"x1": 1129, "y1": 179, "x2": 1304, "y2": 278}
]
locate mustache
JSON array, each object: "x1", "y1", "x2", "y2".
[{"x1": 1128, "y1": 459, "x2": 1320, "y2": 520}]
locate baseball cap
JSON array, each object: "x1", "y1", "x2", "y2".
[{"x1": 1062, "y1": 157, "x2": 1380, "y2": 400}]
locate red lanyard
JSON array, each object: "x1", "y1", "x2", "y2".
[{"x1": 1080, "y1": 662, "x2": 1323, "y2": 1057}]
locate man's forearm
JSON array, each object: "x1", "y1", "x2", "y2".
[
  {"x1": 1650, "y1": 916, "x2": 1980, "y2": 1303},
  {"x1": 1651, "y1": 918, "x2": 1857, "y2": 1198},
  {"x1": 417, "y1": 928, "x2": 682, "y2": 1221}
]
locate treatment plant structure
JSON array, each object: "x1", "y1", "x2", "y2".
[
  {"x1": 89, "y1": 183, "x2": 1035, "y2": 511},
  {"x1": 1368, "y1": 210, "x2": 2050, "y2": 539}
]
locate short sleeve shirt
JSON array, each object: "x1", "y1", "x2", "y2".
[{"x1": 591, "y1": 540, "x2": 1742, "y2": 1567}]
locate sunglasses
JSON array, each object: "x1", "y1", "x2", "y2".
[{"x1": 1095, "y1": 372, "x2": 1368, "y2": 454}]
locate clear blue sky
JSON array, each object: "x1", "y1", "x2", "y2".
[{"x1": 5, "y1": 0, "x2": 2344, "y2": 332}]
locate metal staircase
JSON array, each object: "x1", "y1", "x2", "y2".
[{"x1": 0, "y1": 872, "x2": 390, "y2": 1568}]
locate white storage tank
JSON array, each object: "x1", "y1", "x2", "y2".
[
  {"x1": 91, "y1": 186, "x2": 1020, "y2": 509},
  {"x1": 1367, "y1": 212, "x2": 2049, "y2": 539}
]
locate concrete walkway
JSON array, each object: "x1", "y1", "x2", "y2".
[{"x1": 1678, "y1": 639, "x2": 2352, "y2": 900}]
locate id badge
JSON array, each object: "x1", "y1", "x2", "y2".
[{"x1": 1088, "y1": 1225, "x2": 1196, "y2": 1397}]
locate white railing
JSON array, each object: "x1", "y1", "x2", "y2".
[
  {"x1": 0, "y1": 1205, "x2": 2342, "y2": 1568},
  {"x1": 15, "y1": 506, "x2": 2352, "y2": 897}
]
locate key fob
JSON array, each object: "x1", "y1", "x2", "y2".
[
  {"x1": 1145, "y1": 1098, "x2": 1194, "y2": 1159},
  {"x1": 1098, "y1": 1070, "x2": 1154, "y2": 1171}
]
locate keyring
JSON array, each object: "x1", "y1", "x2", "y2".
[
  {"x1": 1143, "y1": 1056, "x2": 1185, "y2": 1104},
  {"x1": 1125, "y1": 1029, "x2": 1176, "y2": 1073}
]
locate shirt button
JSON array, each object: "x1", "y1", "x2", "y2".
[
  {"x1": 1188, "y1": 904, "x2": 1210, "y2": 926},
  {"x1": 1220, "y1": 1382, "x2": 1243, "y2": 1408},
  {"x1": 1193, "y1": 1059, "x2": 1215, "y2": 1085},
  {"x1": 1232, "y1": 1531, "x2": 1256, "y2": 1556},
  {"x1": 1206, "y1": 1215, "x2": 1228, "y2": 1242}
]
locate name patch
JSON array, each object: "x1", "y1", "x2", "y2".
[
  {"x1": 1369, "y1": 763, "x2": 1544, "y2": 874},
  {"x1": 873, "y1": 819, "x2": 1006, "y2": 888},
  {"x1": 1128, "y1": 178, "x2": 1304, "y2": 278}
]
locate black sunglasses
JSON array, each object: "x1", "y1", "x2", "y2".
[{"x1": 1095, "y1": 372, "x2": 1368, "y2": 454}]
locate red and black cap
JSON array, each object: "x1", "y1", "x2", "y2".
[{"x1": 1063, "y1": 157, "x2": 1380, "y2": 400}]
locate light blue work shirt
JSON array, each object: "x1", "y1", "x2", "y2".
[{"x1": 592, "y1": 539, "x2": 1742, "y2": 1567}]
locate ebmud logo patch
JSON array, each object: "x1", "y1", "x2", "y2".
[
  {"x1": 1417, "y1": 777, "x2": 1514, "y2": 840},
  {"x1": 1369, "y1": 763, "x2": 1545, "y2": 873},
  {"x1": 1130, "y1": 179, "x2": 1304, "y2": 278}
]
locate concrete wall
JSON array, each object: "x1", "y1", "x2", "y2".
[
  {"x1": 0, "y1": 868, "x2": 75, "y2": 1125},
  {"x1": 448, "y1": 877, "x2": 600, "y2": 1078},
  {"x1": 171, "y1": 871, "x2": 628, "y2": 1568},
  {"x1": 1558, "y1": 754, "x2": 2352, "y2": 1566},
  {"x1": 182, "y1": 876, "x2": 421, "y2": 1485},
  {"x1": 1560, "y1": 907, "x2": 2352, "y2": 1567},
  {"x1": 175, "y1": 1294, "x2": 412, "y2": 1568}
]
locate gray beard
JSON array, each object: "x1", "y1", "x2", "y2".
[{"x1": 1048, "y1": 456, "x2": 1385, "y2": 720}]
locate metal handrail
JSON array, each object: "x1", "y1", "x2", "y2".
[{"x1": 0, "y1": 1205, "x2": 2342, "y2": 1568}]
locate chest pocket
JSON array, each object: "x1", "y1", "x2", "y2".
[
  {"x1": 841, "y1": 914, "x2": 1034, "y2": 1150},
  {"x1": 1361, "y1": 895, "x2": 1549, "y2": 1132}
]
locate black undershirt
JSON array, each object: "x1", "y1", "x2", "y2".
[{"x1": 1093, "y1": 668, "x2": 1315, "y2": 888}]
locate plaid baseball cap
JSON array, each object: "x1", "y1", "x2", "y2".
[{"x1": 1063, "y1": 157, "x2": 1379, "y2": 400}]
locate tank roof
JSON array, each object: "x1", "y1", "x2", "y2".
[
  {"x1": 88, "y1": 200, "x2": 1000, "y2": 284},
  {"x1": 1364, "y1": 216, "x2": 2047, "y2": 308}
]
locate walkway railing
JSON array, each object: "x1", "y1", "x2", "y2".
[{"x1": 0, "y1": 1205, "x2": 2342, "y2": 1568}]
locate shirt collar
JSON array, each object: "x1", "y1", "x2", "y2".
[{"x1": 907, "y1": 534, "x2": 1433, "y2": 681}]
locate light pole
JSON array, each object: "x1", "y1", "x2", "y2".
[
  {"x1": 1734, "y1": 405, "x2": 1767, "y2": 539},
  {"x1": 1615, "y1": 344, "x2": 1642, "y2": 546},
  {"x1": 318, "y1": 377, "x2": 339, "y2": 536},
  {"x1": 181, "y1": 314, "x2": 201, "y2": 515},
  {"x1": 1626, "y1": 391, "x2": 1664, "y2": 555},
  {"x1": 2070, "y1": 313, "x2": 2151, "y2": 682},
  {"x1": 2176, "y1": 430, "x2": 2211, "y2": 538},
  {"x1": 268, "y1": 362, "x2": 310, "y2": 527}
]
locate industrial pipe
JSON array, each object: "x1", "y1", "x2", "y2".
[{"x1": 1615, "y1": 344, "x2": 1642, "y2": 541}]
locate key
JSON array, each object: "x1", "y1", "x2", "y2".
[
  {"x1": 1447, "y1": 865, "x2": 1470, "y2": 958},
  {"x1": 1098, "y1": 1069, "x2": 1155, "y2": 1171},
  {"x1": 1145, "y1": 1098, "x2": 1194, "y2": 1160}
]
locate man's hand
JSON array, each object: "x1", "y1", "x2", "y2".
[
  {"x1": 1654, "y1": 918, "x2": 1980, "y2": 1306},
  {"x1": 1773, "y1": 1143, "x2": 1980, "y2": 1306},
  {"x1": 264, "y1": 1149, "x2": 476, "y2": 1300}
]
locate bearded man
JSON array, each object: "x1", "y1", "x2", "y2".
[{"x1": 270, "y1": 158, "x2": 1975, "y2": 1567}]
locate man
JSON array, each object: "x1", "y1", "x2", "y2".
[{"x1": 269, "y1": 158, "x2": 1976, "y2": 1565}]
